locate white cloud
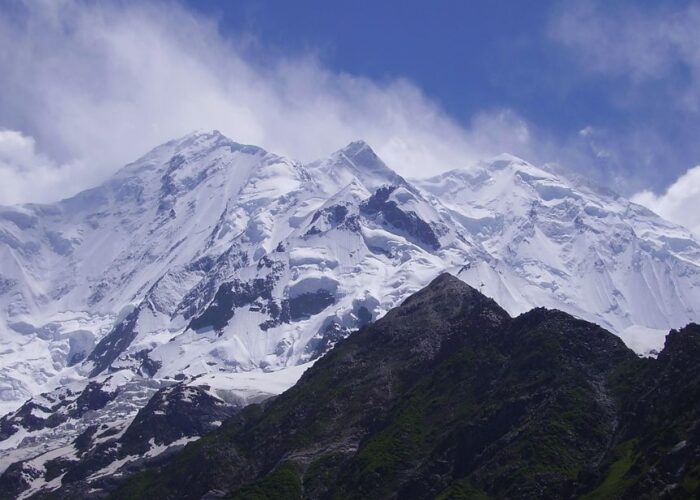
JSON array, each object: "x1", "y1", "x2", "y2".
[
  {"x1": 0, "y1": 130, "x2": 40, "y2": 167},
  {"x1": 0, "y1": 129, "x2": 92, "y2": 205},
  {"x1": 550, "y1": 1, "x2": 700, "y2": 108},
  {"x1": 632, "y1": 166, "x2": 700, "y2": 239},
  {"x1": 0, "y1": 0, "x2": 536, "y2": 205}
]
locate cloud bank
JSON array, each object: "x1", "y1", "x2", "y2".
[
  {"x1": 0, "y1": 0, "x2": 536, "y2": 205},
  {"x1": 0, "y1": 129, "x2": 88, "y2": 206},
  {"x1": 1, "y1": 0, "x2": 698, "y2": 243},
  {"x1": 632, "y1": 167, "x2": 700, "y2": 239}
]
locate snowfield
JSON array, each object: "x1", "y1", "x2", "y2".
[{"x1": 0, "y1": 131, "x2": 698, "y2": 492}]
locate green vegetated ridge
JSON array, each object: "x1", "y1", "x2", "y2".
[{"x1": 102, "y1": 274, "x2": 700, "y2": 498}]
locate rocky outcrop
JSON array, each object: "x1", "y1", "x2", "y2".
[{"x1": 107, "y1": 274, "x2": 700, "y2": 499}]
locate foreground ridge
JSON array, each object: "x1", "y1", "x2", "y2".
[{"x1": 12, "y1": 273, "x2": 692, "y2": 499}]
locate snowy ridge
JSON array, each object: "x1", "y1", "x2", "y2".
[
  {"x1": 0, "y1": 131, "x2": 699, "y2": 496},
  {"x1": 415, "y1": 154, "x2": 700, "y2": 350}
]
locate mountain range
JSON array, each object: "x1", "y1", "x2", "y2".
[
  {"x1": 2, "y1": 274, "x2": 699, "y2": 498},
  {"x1": 0, "y1": 131, "x2": 699, "y2": 496}
]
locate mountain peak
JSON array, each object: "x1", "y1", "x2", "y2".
[
  {"x1": 487, "y1": 152, "x2": 529, "y2": 164},
  {"x1": 424, "y1": 272, "x2": 476, "y2": 294},
  {"x1": 400, "y1": 272, "x2": 486, "y2": 310},
  {"x1": 305, "y1": 140, "x2": 406, "y2": 192},
  {"x1": 430, "y1": 271, "x2": 468, "y2": 285},
  {"x1": 170, "y1": 130, "x2": 265, "y2": 156},
  {"x1": 658, "y1": 322, "x2": 700, "y2": 365},
  {"x1": 338, "y1": 139, "x2": 373, "y2": 157},
  {"x1": 334, "y1": 139, "x2": 383, "y2": 168},
  {"x1": 113, "y1": 131, "x2": 267, "y2": 183},
  {"x1": 388, "y1": 272, "x2": 510, "y2": 335},
  {"x1": 476, "y1": 153, "x2": 547, "y2": 175},
  {"x1": 332, "y1": 140, "x2": 406, "y2": 186}
]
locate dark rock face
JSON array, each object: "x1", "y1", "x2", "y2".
[
  {"x1": 305, "y1": 204, "x2": 359, "y2": 237},
  {"x1": 188, "y1": 275, "x2": 288, "y2": 333},
  {"x1": 174, "y1": 248, "x2": 250, "y2": 321},
  {"x1": 22, "y1": 275, "x2": 700, "y2": 499},
  {"x1": 188, "y1": 265, "x2": 339, "y2": 335},
  {"x1": 71, "y1": 382, "x2": 114, "y2": 419},
  {"x1": 599, "y1": 323, "x2": 700, "y2": 499},
  {"x1": 0, "y1": 462, "x2": 35, "y2": 499},
  {"x1": 111, "y1": 275, "x2": 700, "y2": 500},
  {"x1": 133, "y1": 349, "x2": 162, "y2": 377},
  {"x1": 0, "y1": 382, "x2": 116, "y2": 441},
  {"x1": 0, "y1": 383, "x2": 238, "y2": 499},
  {"x1": 187, "y1": 283, "x2": 239, "y2": 332},
  {"x1": 122, "y1": 384, "x2": 235, "y2": 448},
  {"x1": 310, "y1": 204, "x2": 348, "y2": 227},
  {"x1": 87, "y1": 308, "x2": 141, "y2": 377},
  {"x1": 304, "y1": 320, "x2": 352, "y2": 361},
  {"x1": 62, "y1": 383, "x2": 235, "y2": 490},
  {"x1": 287, "y1": 289, "x2": 336, "y2": 321},
  {"x1": 360, "y1": 186, "x2": 441, "y2": 251},
  {"x1": 158, "y1": 153, "x2": 216, "y2": 213}
]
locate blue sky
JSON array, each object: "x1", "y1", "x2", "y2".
[
  {"x1": 186, "y1": 0, "x2": 700, "y2": 190},
  {"x1": 189, "y1": 0, "x2": 566, "y2": 126},
  {"x1": 0, "y1": 0, "x2": 698, "y2": 233},
  {"x1": 190, "y1": 0, "x2": 576, "y2": 128}
]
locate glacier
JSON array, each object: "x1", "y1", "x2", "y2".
[{"x1": 0, "y1": 130, "x2": 698, "y2": 484}]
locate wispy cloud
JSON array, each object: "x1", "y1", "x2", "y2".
[
  {"x1": 0, "y1": 0, "x2": 537, "y2": 205},
  {"x1": 549, "y1": 0, "x2": 700, "y2": 233},
  {"x1": 550, "y1": 1, "x2": 700, "y2": 108},
  {"x1": 3, "y1": 0, "x2": 699, "y2": 243}
]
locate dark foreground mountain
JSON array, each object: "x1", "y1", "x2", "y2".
[
  {"x1": 2, "y1": 132, "x2": 700, "y2": 497},
  {"x1": 10, "y1": 274, "x2": 700, "y2": 499}
]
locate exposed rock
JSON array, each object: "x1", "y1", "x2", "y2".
[
  {"x1": 109, "y1": 275, "x2": 700, "y2": 499},
  {"x1": 360, "y1": 186, "x2": 441, "y2": 250}
]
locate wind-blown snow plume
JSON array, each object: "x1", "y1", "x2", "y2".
[{"x1": 0, "y1": 0, "x2": 533, "y2": 204}]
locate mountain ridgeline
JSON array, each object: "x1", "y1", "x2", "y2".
[
  {"x1": 97, "y1": 274, "x2": 700, "y2": 500},
  {"x1": 1, "y1": 131, "x2": 699, "y2": 498},
  {"x1": 1, "y1": 130, "x2": 699, "y2": 419}
]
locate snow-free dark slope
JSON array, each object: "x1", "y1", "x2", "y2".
[
  {"x1": 93, "y1": 274, "x2": 699, "y2": 499},
  {"x1": 1, "y1": 131, "x2": 699, "y2": 492}
]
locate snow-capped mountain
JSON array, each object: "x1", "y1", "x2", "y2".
[
  {"x1": 0, "y1": 131, "x2": 699, "y2": 489},
  {"x1": 416, "y1": 155, "x2": 700, "y2": 352},
  {"x1": 0, "y1": 131, "x2": 473, "y2": 415}
]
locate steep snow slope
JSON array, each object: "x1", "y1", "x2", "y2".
[
  {"x1": 0, "y1": 132, "x2": 312, "y2": 413},
  {"x1": 1, "y1": 134, "x2": 699, "y2": 410},
  {"x1": 0, "y1": 132, "x2": 698, "y2": 489},
  {"x1": 415, "y1": 154, "x2": 700, "y2": 351},
  {"x1": 0, "y1": 131, "x2": 481, "y2": 412}
]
